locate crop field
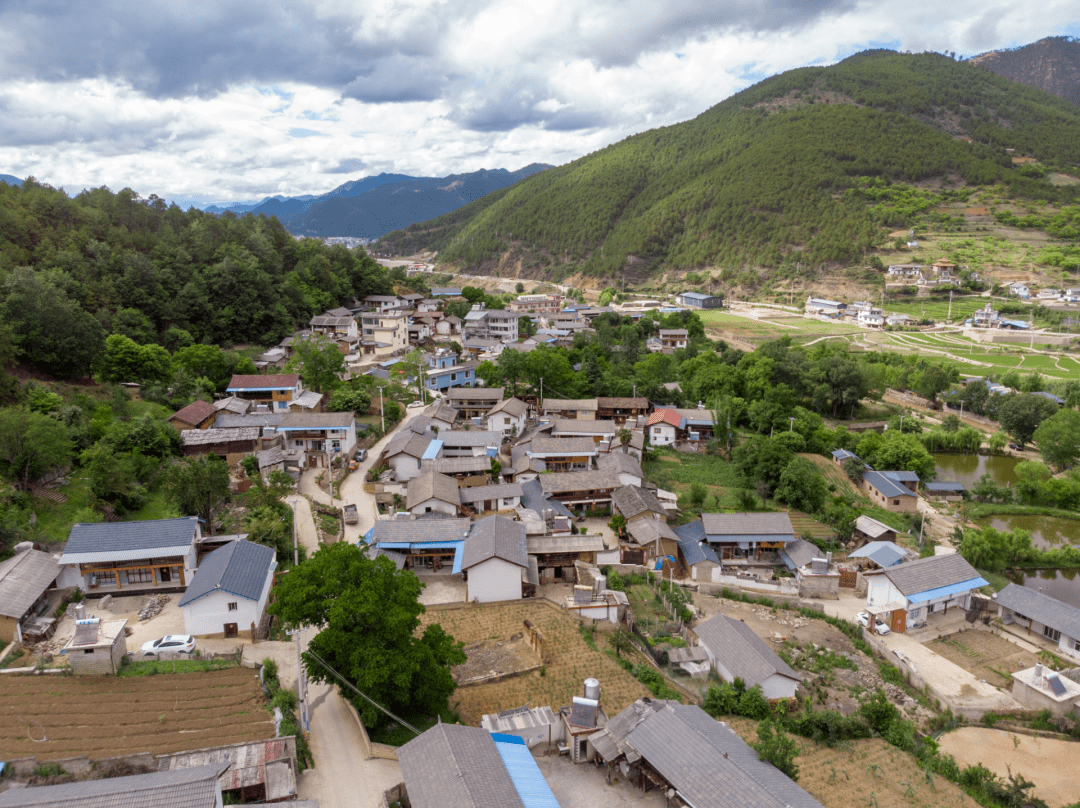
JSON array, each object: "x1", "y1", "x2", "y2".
[
  {"x1": 800, "y1": 454, "x2": 866, "y2": 500},
  {"x1": 420, "y1": 601, "x2": 649, "y2": 725},
  {"x1": 883, "y1": 296, "x2": 988, "y2": 323},
  {"x1": 0, "y1": 669, "x2": 274, "y2": 761},
  {"x1": 724, "y1": 717, "x2": 981, "y2": 808}
]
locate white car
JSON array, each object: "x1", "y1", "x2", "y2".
[
  {"x1": 856, "y1": 612, "x2": 891, "y2": 635},
  {"x1": 141, "y1": 635, "x2": 196, "y2": 656},
  {"x1": 407, "y1": 400, "x2": 425, "y2": 409}
]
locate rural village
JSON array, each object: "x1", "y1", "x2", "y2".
[{"x1": 3, "y1": 275, "x2": 1080, "y2": 808}]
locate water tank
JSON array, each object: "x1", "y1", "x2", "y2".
[
  {"x1": 584, "y1": 678, "x2": 601, "y2": 701},
  {"x1": 74, "y1": 603, "x2": 86, "y2": 621}
]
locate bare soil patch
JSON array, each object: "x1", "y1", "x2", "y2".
[
  {"x1": 0, "y1": 668, "x2": 274, "y2": 761},
  {"x1": 929, "y1": 629, "x2": 1040, "y2": 688},
  {"x1": 939, "y1": 727, "x2": 1080, "y2": 807},
  {"x1": 453, "y1": 635, "x2": 540, "y2": 686},
  {"x1": 421, "y1": 601, "x2": 649, "y2": 725}
]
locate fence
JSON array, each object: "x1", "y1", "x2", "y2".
[{"x1": 713, "y1": 574, "x2": 798, "y2": 598}]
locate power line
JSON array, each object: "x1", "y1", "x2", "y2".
[{"x1": 305, "y1": 649, "x2": 422, "y2": 736}]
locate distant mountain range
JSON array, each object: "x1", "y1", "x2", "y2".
[
  {"x1": 0, "y1": 174, "x2": 23, "y2": 187},
  {"x1": 971, "y1": 36, "x2": 1080, "y2": 108}
]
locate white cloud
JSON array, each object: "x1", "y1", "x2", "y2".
[{"x1": 0, "y1": 0, "x2": 1076, "y2": 202}]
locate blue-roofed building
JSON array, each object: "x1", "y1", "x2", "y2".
[
  {"x1": 862, "y1": 470, "x2": 919, "y2": 512},
  {"x1": 1033, "y1": 391, "x2": 1065, "y2": 406},
  {"x1": 58, "y1": 517, "x2": 201, "y2": 595},
  {"x1": 178, "y1": 540, "x2": 276, "y2": 639},
  {"x1": 674, "y1": 521, "x2": 721, "y2": 581},
  {"x1": 676, "y1": 291, "x2": 723, "y2": 309},
  {"x1": 831, "y1": 448, "x2": 860, "y2": 465},
  {"x1": 396, "y1": 722, "x2": 565, "y2": 808},
  {"x1": 848, "y1": 540, "x2": 908, "y2": 569},
  {"x1": 805, "y1": 297, "x2": 847, "y2": 317},
  {"x1": 367, "y1": 518, "x2": 472, "y2": 574},
  {"x1": 865, "y1": 553, "x2": 988, "y2": 633}
]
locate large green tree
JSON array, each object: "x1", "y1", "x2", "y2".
[
  {"x1": 1033, "y1": 408, "x2": 1080, "y2": 471},
  {"x1": 0, "y1": 408, "x2": 73, "y2": 487},
  {"x1": 774, "y1": 456, "x2": 828, "y2": 514},
  {"x1": 162, "y1": 455, "x2": 231, "y2": 535},
  {"x1": 269, "y1": 542, "x2": 466, "y2": 726},
  {"x1": 288, "y1": 335, "x2": 347, "y2": 394},
  {"x1": 997, "y1": 394, "x2": 1060, "y2": 448}
]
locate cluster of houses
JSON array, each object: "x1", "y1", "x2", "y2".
[
  {"x1": 1005, "y1": 281, "x2": 1080, "y2": 303},
  {"x1": 884, "y1": 259, "x2": 963, "y2": 287},
  {"x1": 804, "y1": 297, "x2": 914, "y2": 328}
]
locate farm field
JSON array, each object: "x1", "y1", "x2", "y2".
[
  {"x1": 420, "y1": 601, "x2": 649, "y2": 725},
  {"x1": 799, "y1": 454, "x2": 865, "y2": 501},
  {"x1": 724, "y1": 717, "x2": 982, "y2": 808},
  {"x1": 929, "y1": 629, "x2": 1040, "y2": 688},
  {"x1": 787, "y1": 511, "x2": 836, "y2": 542},
  {"x1": 0, "y1": 668, "x2": 274, "y2": 761}
]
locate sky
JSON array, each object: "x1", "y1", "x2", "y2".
[{"x1": 0, "y1": 1, "x2": 1077, "y2": 205}]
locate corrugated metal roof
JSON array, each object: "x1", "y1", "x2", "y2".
[
  {"x1": 421, "y1": 439, "x2": 444, "y2": 460},
  {"x1": 854, "y1": 516, "x2": 895, "y2": 538},
  {"x1": 0, "y1": 550, "x2": 60, "y2": 619},
  {"x1": 848, "y1": 541, "x2": 907, "y2": 568},
  {"x1": 0, "y1": 763, "x2": 230, "y2": 808},
  {"x1": 905, "y1": 577, "x2": 989, "y2": 605}
]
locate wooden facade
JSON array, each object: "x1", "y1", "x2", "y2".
[{"x1": 81, "y1": 557, "x2": 187, "y2": 591}]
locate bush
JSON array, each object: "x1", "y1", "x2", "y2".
[
  {"x1": 753, "y1": 720, "x2": 800, "y2": 781},
  {"x1": 737, "y1": 685, "x2": 771, "y2": 720},
  {"x1": 271, "y1": 688, "x2": 299, "y2": 714}
]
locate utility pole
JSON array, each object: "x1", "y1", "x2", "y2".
[
  {"x1": 948, "y1": 289, "x2": 953, "y2": 321},
  {"x1": 379, "y1": 384, "x2": 385, "y2": 434},
  {"x1": 540, "y1": 376, "x2": 543, "y2": 408}
]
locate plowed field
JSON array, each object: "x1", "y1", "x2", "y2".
[{"x1": 0, "y1": 668, "x2": 274, "y2": 760}]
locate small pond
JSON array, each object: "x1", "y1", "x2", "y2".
[
  {"x1": 932, "y1": 452, "x2": 1020, "y2": 488},
  {"x1": 974, "y1": 514, "x2": 1080, "y2": 549},
  {"x1": 1005, "y1": 567, "x2": 1080, "y2": 610}
]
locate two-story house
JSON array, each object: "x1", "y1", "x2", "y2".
[
  {"x1": 463, "y1": 305, "x2": 519, "y2": 343},
  {"x1": 277, "y1": 412, "x2": 358, "y2": 469},
  {"x1": 226, "y1": 374, "x2": 303, "y2": 412},
  {"x1": 364, "y1": 294, "x2": 403, "y2": 312},
  {"x1": 426, "y1": 350, "x2": 477, "y2": 392},
  {"x1": 508, "y1": 293, "x2": 564, "y2": 315},
  {"x1": 485, "y1": 398, "x2": 528, "y2": 437},
  {"x1": 658, "y1": 329, "x2": 688, "y2": 351}
]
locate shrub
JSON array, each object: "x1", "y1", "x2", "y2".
[
  {"x1": 31, "y1": 763, "x2": 64, "y2": 779},
  {"x1": 753, "y1": 720, "x2": 800, "y2": 781},
  {"x1": 271, "y1": 688, "x2": 299, "y2": 714},
  {"x1": 737, "y1": 685, "x2": 771, "y2": 720}
]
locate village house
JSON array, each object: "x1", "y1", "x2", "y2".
[
  {"x1": 406, "y1": 470, "x2": 463, "y2": 516},
  {"x1": 611, "y1": 485, "x2": 668, "y2": 526},
  {"x1": 226, "y1": 373, "x2": 303, "y2": 411},
  {"x1": 434, "y1": 314, "x2": 462, "y2": 339},
  {"x1": 887, "y1": 263, "x2": 928, "y2": 280},
  {"x1": 923, "y1": 480, "x2": 966, "y2": 501},
  {"x1": 549, "y1": 418, "x2": 619, "y2": 444},
  {"x1": 445, "y1": 387, "x2": 504, "y2": 420},
  {"x1": 864, "y1": 553, "x2": 987, "y2": 633},
  {"x1": 527, "y1": 435, "x2": 600, "y2": 471},
  {"x1": 181, "y1": 426, "x2": 262, "y2": 461},
  {"x1": 167, "y1": 399, "x2": 217, "y2": 431},
  {"x1": 421, "y1": 455, "x2": 491, "y2": 486},
  {"x1": 213, "y1": 395, "x2": 253, "y2": 417},
  {"x1": 658, "y1": 329, "x2": 688, "y2": 351},
  {"x1": 359, "y1": 310, "x2": 409, "y2": 356},
  {"x1": 0, "y1": 548, "x2": 62, "y2": 643},
  {"x1": 276, "y1": 411, "x2": 357, "y2": 469},
  {"x1": 539, "y1": 470, "x2": 622, "y2": 512},
  {"x1": 596, "y1": 396, "x2": 649, "y2": 425},
  {"x1": 1010, "y1": 663, "x2": 1080, "y2": 718},
  {"x1": 676, "y1": 291, "x2": 723, "y2": 309},
  {"x1": 417, "y1": 298, "x2": 442, "y2": 314},
  {"x1": 408, "y1": 318, "x2": 434, "y2": 343},
  {"x1": 438, "y1": 430, "x2": 501, "y2": 458},
  {"x1": 459, "y1": 482, "x2": 524, "y2": 516},
  {"x1": 830, "y1": 448, "x2": 861, "y2": 465},
  {"x1": 62, "y1": 615, "x2": 129, "y2": 675},
  {"x1": 309, "y1": 312, "x2": 359, "y2": 344},
  {"x1": 485, "y1": 397, "x2": 529, "y2": 437},
  {"x1": 675, "y1": 521, "x2": 722, "y2": 582},
  {"x1": 379, "y1": 424, "x2": 439, "y2": 482},
  {"x1": 179, "y1": 540, "x2": 277, "y2": 640},
  {"x1": 508, "y1": 293, "x2": 564, "y2": 314},
  {"x1": 862, "y1": 470, "x2": 920, "y2": 512},
  {"x1": 363, "y1": 294, "x2": 404, "y2": 312},
  {"x1": 1008, "y1": 281, "x2": 1031, "y2": 298},
  {"x1": 425, "y1": 349, "x2": 476, "y2": 392},
  {"x1": 851, "y1": 514, "x2": 899, "y2": 547},
  {"x1": 422, "y1": 401, "x2": 460, "y2": 431},
  {"x1": 804, "y1": 297, "x2": 846, "y2": 316},
  {"x1": 972, "y1": 303, "x2": 1001, "y2": 328},
  {"x1": 463, "y1": 305, "x2": 519, "y2": 343},
  {"x1": 885, "y1": 312, "x2": 913, "y2": 327},
  {"x1": 542, "y1": 398, "x2": 598, "y2": 420},
  {"x1": 460, "y1": 337, "x2": 504, "y2": 360},
  {"x1": 460, "y1": 515, "x2": 533, "y2": 602},
  {"x1": 0, "y1": 763, "x2": 232, "y2": 808},
  {"x1": 698, "y1": 512, "x2": 795, "y2": 561},
  {"x1": 596, "y1": 451, "x2": 645, "y2": 487},
  {"x1": 849, "y1": 541, "x2": 909, "y2": 570},
  {"x1": 693, "y1": 613, "x2": 802, "y2": 698},
  {"x1": 624, "y1": 517, "x2": 681, "y2": 563},
  {"x1": 995, "y1": 583, "x2": 1080, "y2": 661},
  {"x1": 645, "y1": 407, "x2": 716, "y2": 446},
  {"x1": 59, "y1": 517, "x2": 201, "y2": 594}
]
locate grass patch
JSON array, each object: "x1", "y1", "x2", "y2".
[
  {"x1": 124, "y1": 485, "x2": 179, "y2": 522},
  {"x1": 976, "y1": 569, "x2": 1011, "y2": 593},
  {"x1": 644, "y1": 447, "x2": 742, "y2": 488},
  {"x1": 367, "y1": 706, "x2": 460, "y2": 747},
  {"x1": 963, "y1": 503, "x2": 1080, "y2": 521},
  {"x1": 117, "y1": 657, "x2": 238, "y2": 676},
  {"x1": 0, "y1": 648, "x2": 31, "y2": 669}
]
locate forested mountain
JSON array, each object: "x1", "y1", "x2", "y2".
[
  {"x1": 375, "y1": 50, "x2": 1080, "y2": 278},
  {"x1": 285, "y1": 164, "x2": 552, "y2": 239},
  {"x1": 971, "y1": 37, "x2": 1080, "y2": 109},
  {"x1": 0, "y1": 175, "x2": 22, "y2": 187},
  {"x1": 0, "y1": 180, "x2": 390, "y2": 379}
]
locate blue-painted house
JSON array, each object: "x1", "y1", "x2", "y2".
[{"x1": 426, "y1": 350, "x2": 476, "y2": 392}]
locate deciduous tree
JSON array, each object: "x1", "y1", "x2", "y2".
[
  {"x1": 1033, "y1": 408, "x2": 1080, "y2": 471},
  {"x1": 997, "y1": 394, "x2": 1059, "y2": 448},
  {"x1": 163, "y1": 455, "x2": 231, "y2": 535},
  {"x1": 0, "y1": 408, "x2": 73, "y2": 488}
]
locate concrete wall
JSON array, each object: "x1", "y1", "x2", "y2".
[
  {"x1": 409, "y1": 498, "x2": 459, "y2": 517},
  {"x1": 798, "y1": 573, "x2": 840, "y2": 600},
  {"x1": 389, "y1": 454, "x2": 424, "y2": 482},
  {"x1": 648, "y1": 424, "x2": 677, "y2": 446},
  {"x1": 761, "y1": 672, "x2": 800, "y2": 700},
  {"x1": 69, "y1": 636, "x2": 127, "y2": 675},
  {"x1": 1011, "y1": 680, "x2": 1080, "y2": 718},
  {"x1": 183, "y1": 569, "x2": 272, "y2": 638},
  {"x1": 467, "y1": 557, "x2": 522, "y2": 603}
]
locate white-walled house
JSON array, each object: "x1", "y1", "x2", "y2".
[
  {"x1": 461, "y1": 516, "x2": 531, "y2": 603},
  {"x1": 692, "y1": 613, "x2": 801, "y2": 699},
  {"x1": 996, "y1": 583, "x2": 1080, "y2": 661},
  {"x1": 276, "y1": 412, "x2": 358, "y2": 469},
  {"x1": 178, "y1": 540, "x2": 277, "y2": 640},
  {"x1": 864, "y1": 553, "x2": 987, "y2": 633},
  {"x1": 406, "y1": 470, "x2": 462, "y2": 516},
  {"x1": 485, "y1": 398, "x2": 529, "y2": 437}
]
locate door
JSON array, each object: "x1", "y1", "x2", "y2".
[
  {"x1": 160, "y1": 567, "x2": 171, "y2": 582},
  {"x1": 224, "y1": 623, "x2": 238, "y2": 639},
  {"x1": 890, "y1": 609, "x2": 906, "y2": 634}
]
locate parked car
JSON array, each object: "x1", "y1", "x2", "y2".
[
  {"x1": 407, "y1": 400, "x2": 425, "y2": 409},
  {"x1": 856, "y1": 612, "x2": 891, "y2": 635},
  {"x1": 354, "y1": 448, "x2": 367, "y2": 462},
  {"x1": 140, "y1": 635, "x2": 196, "y2": 656}
]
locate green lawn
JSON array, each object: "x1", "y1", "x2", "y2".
[{"x1": 883, "y1": 296, "x2": 987, "y2": 323}]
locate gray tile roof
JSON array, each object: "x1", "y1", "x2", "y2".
[
  {"x1": 486, "y1": 398, "x2": 528, "y2": 417},
  {"x1": 0, "y1": 763, "x2": 230, "y2": 808},
  {"x1": 882, "y1": 553, "x2": 981, "y2": 597},
  {"x1": 437, "y1": 430, "x2": 501, "y2": 448},
  {"x1": 597, "y1": 397, "x2": 649, "y2": 410},
  {"x1": 550, "y1": 419, "x2": 618, "y2": 435},
  {"x1": 626, "y1": 518, "x2": 680, "y2": 548},
  {"x1": 694, "y1": 614, "x2": 801, "y2": 687},
  {"x1": 779, "y1": 538, "x2": 819, "y2": 571},
  {"x1": 61, "y1": 518, "x2": 199, "y2": 565},
  {"x1": 924, "y1": 481, "x2": 965, "y2": 492},
  {"x1": 529, "y1": 435, "x2": 600, "y2": 455},
  {"x1": 527, "y1": 535, "x2": 606, "y2": 554},
  {"x1": 700, "y1": 513, "x2": 795, "y2": 541},
  {"x1": 397, "y1": 723, "x2": 525, "y2": 808},
  {"x1": 458, "y1": 483, "x2": 524, "y2": 504},
  {"x1": 214, "y1": 413, "x2": 282, "y2": 429},
  {"x1": 612, "y1": 486, "x2": 667, "y2": 520},
  {"x1": 848, "y1": 541, "x2": 908, "y2": 568},
  {"x1": 542, "y1": 398, "x2": 598, "y2": 411},
  {"x1": 226, "y1": 374, "x2": 299, "y2": 390},
  {"x1": 881, "y1": 470, "x2": 920, "y2": 483},
  {"x1": 538, "y1": 470, "x2": 621, "y2": 495},
  {"x1": 445, "y1": 387, "x2": 504, "y2": 402},
  {"x1": 0, "y1": 550, "x2": 61, "y2": 620},
  {"x1": 863, "y1": 471, "x2": 916, "y2": 499},
  {"x1": 519, "y1": 479, "x2": 574, "y2": 519},
  {"x1": 596, "y1": 452, "x2": 644, "y2": 478},
  {"x1": 278, "y1": 412, "x2": 355, "y2": 430},
  {"x1": 370, "y1": 518, "x2": 472, "y2": 544},
  {"x1": 213, "y1": 396, "x2": 251, "y2": 414},
  {"x1": 406, "y1": 471, "x2": 461, "y2": 510},
  {"x1": 421, "y1": 456, "x2": 491, "y2": 475},
  {"x1": 181, "y1": 427, "x2": 261, "y2": 446},
  {"x1": 675, "y1": 522, "x2": 720, "y2": 566},
  {"x1": 996, "y1": 583, "x2": 1080, "y2": 638},
  {"x1": 461, "y1": 515, "x2": 528, "y2": 570},
  {"x1": 178, "y1": 540, "x2": 276, "y2": 607}
]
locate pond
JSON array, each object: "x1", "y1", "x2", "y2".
[
  {"x1": 932, "y1": 452, "x2": 1020, "y2": 488},
  {"x1": 975, "y1": 515, "x2": 1080, "y2": 549},
  {"x1": 1005, "y1": 567, "x2": 1080, "y2": 610}
]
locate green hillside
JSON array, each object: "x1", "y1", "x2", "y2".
[{"x1": 376, "y1": 50, "x2": 1080, "y2": 279}]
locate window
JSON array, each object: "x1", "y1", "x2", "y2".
[
  {"x1": 892, "y1": 500, "x2": 900, "y2": 505},
  {"x1": 127, "y1": 568, "x2": 154, "y2": 584},
  {"x1": 1074, "y1": 639, "x2": 1080, "y2": 652},
  {"x1": 1044, "y1": 625, "x2": 1061, "y2": 642},
  {"x1": 228, "y1": 602, "x2": 238, "y2": 612},
  {"x1": 1013, "y1": 611, "x2": 1028, "y2": 621}
]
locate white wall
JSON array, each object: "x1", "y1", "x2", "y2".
[
  {"x1": 183, "y1": 588, "x2": 260, "y2": 637},
  {"x1": 865, "y1": 575, "x2": 903, "y2": 608},
  {"x1": 615, "y1": 472, "x2": 643, "y2": 487},
  {"x1": 761, "y1": 673, "x2": 799, "y2": 700},
  {"x1": 410, "y1": 498, "x2": 459, "y2": 517},
  {"x1": 389, "y1": 454, "x2": 424, "y2": 482},
  {"x1": 649, "y1": 424, "x2": 676, "y2": 446},
  {"x1": 57, "y1": 565, "x2": 83, "y2": 589},
  {"x1": 467, "y1": 557, "x2": 522, "y2": 603}
]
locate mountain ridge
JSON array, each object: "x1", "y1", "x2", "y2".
[{"x1": 970, "y1": 36, "x2": 1080, "y2": 109}]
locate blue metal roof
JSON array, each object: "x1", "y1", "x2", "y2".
[
  {"x1": 679, "y1": 292, "x2": 717, "y2": 301},
  {"x1": 925, "y1": 481, "x2": 965, "y2": 491},
  {"x1": 421, "y1": 440, "x2": 443, "y2": 460},
  {"x1": 1001, "y1": 319, "x2": 1030, "y2": 328},
  {"x1": 378, "y1": 542, "x2": 411, "y2": 549},
  {"x1": 411, "y1": 541, "x2": 462, "y2": 549},
  {"x1": 906, "y1": 577, "x2": 989, "y2": 604},
  {"x1": 849, "y1": 541, "x2": 907, "y2": 568},
  {"x1": 452, "y1": 544, "x2": 465, "y2": 574},
  {"x1": 491, "y1": 733, "x2": 561, "y2": 808}
]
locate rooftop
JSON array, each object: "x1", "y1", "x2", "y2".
[
  {"x1": 458, "y1": 483, "x2": 524, "y2": 504},
  {"x1": 883, "y1": 553, "x2": 985, "y2": 599},
  {"x1": 178, "y1": 540, "x2": 276, "y2": 607},
  {"x1": 611, "y1": 485, "x2": 666, "y2": 520},
  {"x1": 226, "y1": 374, "x2": 300, "y2": 390},
  {"x1": 369, "y1": 518, "x2": 472, "y2": 545},
  {"x1": 461, "y1": 515, "x2": 528, "y2": 569},
  {"x1": 996, "y1": 583, "x2": 1080, "y2": 639},
  {"x1": 695, "y1": 614, "x2": 802, "y2": 686},
  {"x1": 862, "y1": 470, "x2": 917, "y2": 499},
  {"x1": 0, "y1": 550, "x2": 61, "y2": 620},
  {"x1": 277, "y1": 412, "x2": 355, "y2": 430},
  {"x1": 61, "y1": 518, "x2": 199, "y2": 565},
  {"x1": 0, "y1": 763, "x2": 230, "y2": 808},
  {"x1": 168, "y1": 400, "x2": 216, "y2": 425},
  {"x1": 700, "y1": 512, "x2": 795, "y2": 540},
  {"x1": 406, "y1": 471, "x2": 461, "y2": 509},
  {"x1": 538, "y1": 470, "x2": 621, "y2": 495}
]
